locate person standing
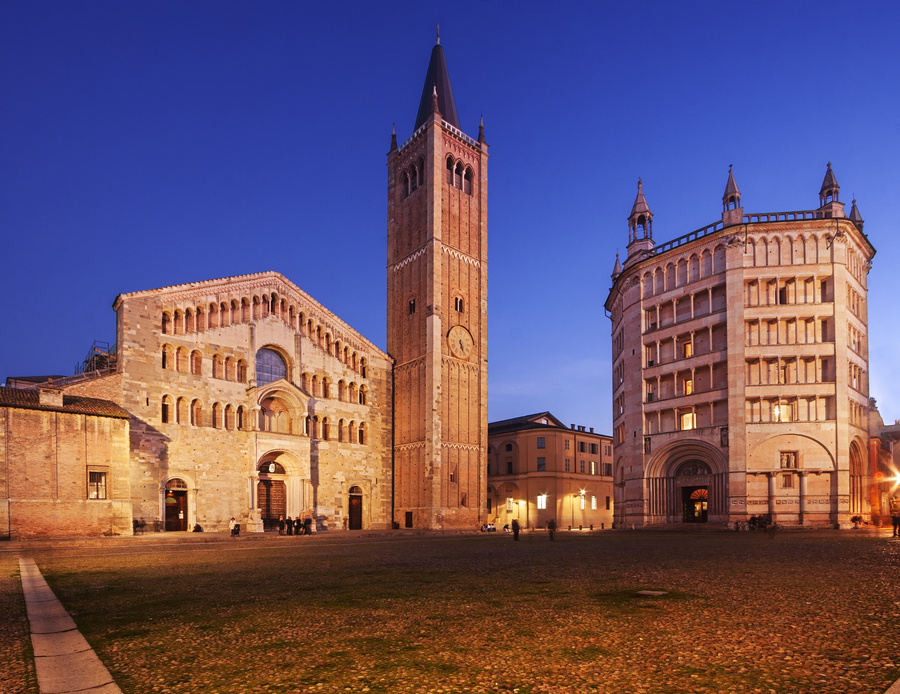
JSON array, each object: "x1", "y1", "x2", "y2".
[
  {"x1": 511, "y1": 518, "x2": 520, "y2": 541},
  {"x1": 547, "y1": 518, "x2": 557, "y2": 541},
  {"x1": 278, "y1": 515, "x2": 285, "y2": 535},
  {"x1": 891, "y1": 504, "x2": 900, "y2": 538}
]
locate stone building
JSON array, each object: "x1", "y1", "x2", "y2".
[
  {"x1": 3, "y1": 38, "x2": 489, "y2": 536},
  {"x1": 0, "y1": 385, "x2": 131, "y2": 539},
  {"x1": 62, "y1": 272, "x2": 394, "y2": 533},
  {"x1": 605, "y1": 165, "x2": 875, "y2": 528},
  {"x1": 488, "y1": 413, "x2": 614, "y2": 531}
]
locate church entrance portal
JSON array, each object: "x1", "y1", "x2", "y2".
[
  {"x1": 257, "y1": 461, "x2": 287, "y2": 531},
  {"x1": 164, "y1": 479, "x2": 188, "y2": 531},
  {"x1": 681, "y1": 487, "x2": 708, "y2": 523},
  {"x1": 348, "y1": 486, "x2": 363, "y2": 530}
]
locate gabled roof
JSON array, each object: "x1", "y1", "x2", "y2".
[
  {"x1": 488, "y1": 412, "x2": 567, "y2": 435},
  {"x1": 0, "y1": 387, "x2": 130, "y2": 419},
  {"x1": 413, "y1": 42, "x2": 460, "y2": 131}
]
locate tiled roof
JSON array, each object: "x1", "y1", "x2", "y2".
[
  {"x1": 489, "y1": 412, "x2": 565, "y2": 435},
  {"x1": 0, "y1": 387, "x2": 130, "y2": 419}
]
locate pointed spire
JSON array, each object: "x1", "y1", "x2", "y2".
[
  {"x1": 611, "y1": 252, "x2": 623, "y2": 282},
  {"x1": 390, "y1": 123, "x2": 397, "y2": 152},
  {"x1": 722, "y1": 165, "x2": 743, "y2": 225},
  {"x1": 414, "y1": 39, "x2": 460, "y2": 131},
  {"x1": 436, "y1": 24, "x2": 440, "y2": 45},
  {"x1": 478, "y1": 114, "x2": 485, "y2": 143},
  {"x1": 849, "y1": 198, "x2": 864, "y2": 233},
  {"x1": 819, "y1": 161, "x2": 840, "y2": 205},
  {"x1": 628, "y1": 178, "x2": 654, "y2": 245},
  {"x1": 723, "y1": 165, "x2": 741, "y2": 206}
]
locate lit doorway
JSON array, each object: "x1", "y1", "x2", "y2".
[
  {"x1": 681, "y1": 486, "x2": 708, "y2": 523},
  {"x1": 348, "y1": 486, "x2": 363, "y2": 530},
  {"x1": 164, "y1": 479, "x2": 189, "y2": 531}
]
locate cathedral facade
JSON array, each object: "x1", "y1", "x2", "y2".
[
  {"x1": 605, "y1": 165, "x2": 875, "y2": 528},
  {"x1": 1, "y1": 40, "x2": 488, "y2": 538}
]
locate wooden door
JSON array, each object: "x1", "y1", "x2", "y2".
[{"x1": 257, "y1": 480, "x2": 286, "y2": 530}]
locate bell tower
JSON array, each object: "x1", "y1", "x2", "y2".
[{"x1": 387, "y1": 37, "x2": 488, "y2": 529}]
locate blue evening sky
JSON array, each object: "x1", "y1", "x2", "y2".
[{"x1": 2, "y1": 1, "x2": 898, "y2": 432}]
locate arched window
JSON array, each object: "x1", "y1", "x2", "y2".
[
  {"x1": 208, "y1": 303, "x2": 218, "y2": 329},
  {"x1": 175, "y1": 347, "x2": 187, "y2": 373},
  {"x1": 252, "y1": 296, "x2": 260, "y2": 320},
  {"x1": 360, "y1": 358, "x2": 367, "y2": 378},
  {"x1": 359, "y1": 386, "x2": 368, "y2": 406},
  {"x1": 211, "y1": 403, "x2": 221, "y2": 429},
  {"x1": 161, "y1": 312, "x2": 171, "y2": 335},
  {"x1": 161, "y1": 395, "x2": 173, "y2": 424},
  {"x1": 338, "y1": 380, "x2": 346, "y2": 401},
  {"x1": 195, "y1": 307, "x2": 204, "y2": 332},
  {"x1": 322, "y1": 378, "x2": 330, "y2": 399},
  {"x1": 464, "y1": 167, "x2": 473, "y2": 195},
  {"x1": 454, "y1": 296, "x2": 464, "y2": 312},
  {"x1": 349, "y1": 382, "x2": 358, "y2": 403},
  {"x1": 224, "y1": 357, "x2": 234, "y2": 381},
  {"x1": 454, "y1": 162, "x2": 463, "y2": 189},
  {"x1": 322, "y1": 417, "x2": 330, "y2": 441},
  {"x1": 338, "y1": 419, "x2": 345, "y2": 442},
  {"x1": 220, "y1": 302, "x2": 229, "y2": 326},
  {"x1": 236, "y1": 360, "x2": 247, "y2": 383},
  {"x1": 176, "y1": 397, "x2": 187, "y2": 424},
  {"x1": 212, "y1": 355, "x2": 222, "y2": 379},
  {"x1": 173, "y1": 310, "x2": 183, "y2": 334},
  {"x1": 191, "y1": 350, "x2": 202, "y2": 375},
  {"x1": 446, "y1": 156, "x2": 454, "y2": 185},
  {"x1": 241, "y1": 298, "x2": 250, "y2": 322},
  {"x1": 161, "y1": 344, "x2": 173, "y2": 370},
  {"x1": 225, "y1": 405, "x2": 234, "y2": 430},
  {"x1": 185, "y1": 309, "x2": 194, "y2": 332},
  {"x1": 358, "y1": 422, "x2": 366, "y2": 445},
  {"x1": 256, "y1": 348, "x2": 287, "y2": 386},
  {"x1": 236, "y1": 406, "x2": 244, "y2": 430},
  {"x1": 231, "y1": 300, "x2": 239, "y2": 324},
  {"x1": 190, "y1": 399, "x2": 202, "y2": 426},
  {"x1": 349, "y1": 420, "x2": 356, "y2": 443}
]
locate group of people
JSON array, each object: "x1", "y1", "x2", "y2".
[{"x1": 278, "y1": 514, "x2": 313, "y2": 536}]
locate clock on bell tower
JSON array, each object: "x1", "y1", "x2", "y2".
[{"x1": 386, "y1": 37, "x2": 488, "y2": 530}]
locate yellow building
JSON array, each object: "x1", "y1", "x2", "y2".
[
  {"x1": 605, "y1": 165, "x2": 874, "y2": 528},
  {"x1": 488, "y1": 412, "x2": 614, "y2": 530}
]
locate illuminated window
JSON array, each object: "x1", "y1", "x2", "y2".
[
  {"x1": 537, "y1": 494, "x2": 547, "y2": 510},
  {"x1": 579, "y1": 494, "x2": 585, "y2": 510},
  {"x1": 680, "y1": 412, "x2": 696, "y2": 430},
  {"x1": 591, "y1": 496, "x2": 597, "y2": 510},
  {"x1": 590, "y1": 461, "x2": 596, "y2": 475},
  {"x1": 683, "y1": 342, "x2": 693, "y2": 358},
  {"x1": 506, "y1": 497, "x2": 514, "y2": 513},
  {"x1": 683, "y1": 378, "x2": 693, "y2": 395},
  {"x1": 88, "y1": 471, "x2": 107, "y2": 500}
]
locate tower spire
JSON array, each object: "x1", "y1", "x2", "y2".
[{"x1": 413, "y1": 38, "x2": 460, "y2": 131}]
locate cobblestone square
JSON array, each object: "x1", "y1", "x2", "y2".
[{"x1": 3, "y1": 530, "x2": 900, "y2": 693}]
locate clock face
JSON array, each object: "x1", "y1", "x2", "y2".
[{"x1": 448, "y1": 325, "x2": 475, "y2": 359}]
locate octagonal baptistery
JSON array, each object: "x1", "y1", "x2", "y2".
[
  {"x1": 65, "y1": 271, "x2": 393, "y2": 533},
  {"x1": 605, "y1": 166, "x2": 874, "y2": 529}
]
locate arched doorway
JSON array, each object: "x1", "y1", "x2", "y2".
[
  {"x1": 257, "y1": 461, "x2": 287, "y2": 530},
  {"x1": 164, "y1": 478, "x2": 189, "y2": 531},
  {"x1": 348, "y1": 486, "x2": 363, "y2": 530},
  {"x1": 682, "y1": 487, "x2": 709, "y2": 523},
  {"x1": 676, "y1": 461, "x2": 710, "y2": 524}
]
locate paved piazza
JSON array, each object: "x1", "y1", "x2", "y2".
[{"x1": 2, "y1": 530, "x2": 900, "y2": 693}]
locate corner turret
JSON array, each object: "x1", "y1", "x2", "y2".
[
  {"x1": 722, "y1": 165, "x2": 743, "y2": 227},
  {"x1": 817, "y1": 162, "x2": 845, "y2": 219},
  {"x1": 625, "y1": 179, "x2": 654, "y2": 264}
]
